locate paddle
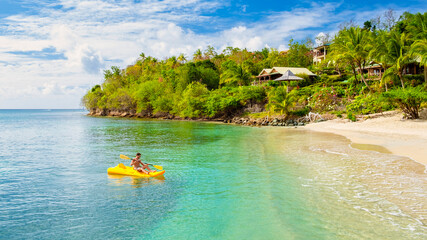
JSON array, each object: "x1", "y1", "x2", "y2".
[{"x1": 119, "y1": 154, "x2": 163, "y2": 170}]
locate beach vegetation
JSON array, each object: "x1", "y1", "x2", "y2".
[
  {"x1": 382, "y1": 86, "x2": 427, "y2": 119},
  {"x1": 82, "y1": 11, "x2": 426, "y2": 121}
]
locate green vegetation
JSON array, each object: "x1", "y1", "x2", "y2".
[
  {"x1": 83, "y1": 11, "x2": 427, "y2": 120},
  {"x1": 382, "y1": 86, "x2": 427, "y2": 119}
]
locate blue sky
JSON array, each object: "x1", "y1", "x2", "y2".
[{"x1": 0, "y1": 0, "x2": 426, "y2": 108}]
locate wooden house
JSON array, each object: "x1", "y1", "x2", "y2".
[{"x1": 359, "y1": 61, "x2": 424, "y2": 80}]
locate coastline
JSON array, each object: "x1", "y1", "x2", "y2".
[{"x1": 304, "y1": 111, "x2": 427, "y2": 167}]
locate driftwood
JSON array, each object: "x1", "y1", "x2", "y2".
[{"x1": 299, "y1": 112, "x2": 323, "y2": 123}]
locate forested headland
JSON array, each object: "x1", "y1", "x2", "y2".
[{"x1": 82, "y1": 11, "x2": 427, "y2": 124}]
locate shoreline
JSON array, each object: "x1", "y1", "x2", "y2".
[
  {"x1": 86, "y1": 108, "x2": 308, "y2": 126},
  {"x1": 304, "y1": 111, "x2": 427, "y2": 167}
]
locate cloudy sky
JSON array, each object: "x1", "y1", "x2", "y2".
[{"x1": 0, "y1": 0, "x2": 425, "y2": 109}]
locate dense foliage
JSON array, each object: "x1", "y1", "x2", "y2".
[
  {"x1": 382, "y1": 86, "x2": 427, "y2": 119},
  {"x1": 83, "y1": 11, "x2": 427, "y2": 119}
]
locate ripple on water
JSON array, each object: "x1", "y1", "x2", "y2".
[{"x1": 303, "y1": 132, "x2": 427, "y2": 238}]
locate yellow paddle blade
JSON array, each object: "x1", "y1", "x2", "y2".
[
  {"x1": 120, "y1": 154, "x2": 131, "y2": 160},
  {"x1": 153, "y1": 165, "x2": 163, "y2": 170}
]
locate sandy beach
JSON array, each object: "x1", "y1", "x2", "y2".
[{"x1": 305, "y1": 111, "x2": 427, "y2": 166}]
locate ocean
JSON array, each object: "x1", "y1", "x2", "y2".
[{"x1": 0, "y1": 109, "x2": 426, "y2": 239}]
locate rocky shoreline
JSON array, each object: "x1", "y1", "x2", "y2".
[{"x1": 88, "y1": 108, "x2": 325, "y2": 127}]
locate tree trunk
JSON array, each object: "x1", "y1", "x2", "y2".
[
  {"x1": 399, "y1": 70, "x2": 405, "y2": 89},
  {"x1": 358, "y1": 64, "x2": 371, "y2": 91},
  {"x1": 383, "y1": 66, "x2": 388, "y2": 92},
  {"x1": 351, "y1": 66, "x2": 358, "y2": 81},
  {"x1": 424, "y1": 66, "x2": 426, "y2": 86}
]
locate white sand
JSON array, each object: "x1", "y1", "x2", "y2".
[{"x1": 304, "y1": 111, "x2": 427, "y2": 166}]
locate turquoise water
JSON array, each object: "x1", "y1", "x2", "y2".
[{"x1": 0, "y1": 110, "x2": 426, "y2": 239}]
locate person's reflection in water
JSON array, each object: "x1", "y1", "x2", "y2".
[
  {"x1": 132, "y1": 176, "x2": 166, "y2": 188},
  {"x1": 108, "y1": 175, "x2": 165, "y2": 188},
  {"x1": 131, "y1": 178, "x2": 150, "y2": 188}
]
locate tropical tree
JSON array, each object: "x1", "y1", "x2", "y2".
[
  {"x1": 382, "y1": 31, "x2": 413, "y2": 88},
  {"x1": 204, "y1": 45, "x2": 217, "y2": 59},
  {"x1": 262, "y1": 48, "x2": 288, "y2": 68},
  {"x1": 166, "y1": 56, "x2": 180, "y2": 69},
  {"x1": 331, "y1": 27, "x2": 373, "y2": 91},
  {"x1": 219, "y1": 60, "x2": 251, "y2": 86},
  {"x1": 265, "y1": 87, "x2": 296, "y2": 116},
  {"x1": 177, "y1": 53, "x2": 187, "y2": 63},
  {"x1": 193, "y1": 49, "x2": 203, "y2": 61},
  {"x1": 398, "y1": 12, "x2": 427, "y2": 40},
  {"x1": 371, "y1": 30, "x2": 394, "y2": 91},
  {"x1": 137, "y1": 52, "x2": 146, "y2": 65},
  {"x1": 287, "y1": 39, "x2": 312, "y2": 68},
  {"x1": 410, "y1": 39, "x2": 427, "y2": 85}
]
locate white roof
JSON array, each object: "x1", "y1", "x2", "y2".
[
  {"x1": 271, "y1": 67, "x2": 316, "y2": 76},
  {"x1": 258, "y1": 68, "x2": 273, "y2": 76}
]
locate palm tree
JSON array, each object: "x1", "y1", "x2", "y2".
[
  {"x1": 406, "y1": 13, "x2": 427, "y2": 85},
  {"x1": 219, "y1": 60, "x2": 251, "y2": 86},
  {"x1": 410, "y1": 39, "x2": 427, "y2": 85},
  {"x1": 382, "y1": 31, "x2": 413, "y2": 88},
  {"x1": 204, "y1": 45, "x2": 217, "y2": 59},
  {"x1": 266, "y1": 87, "x2": 295, "y2": 116},
  {"x1": 166, "y1": 56, "x2": 179, "y2": 69},
  {"x1": 193, "y1": 49, "x2": 203, "y2": 61},
  {"x1": 406, "y1": 12, "x2": 427, "y2": 41},
  {"x1": 177, "y1": 53, "x2": 187, "y2": 63},
  {"x1": 331, "y1": 27, "x2": 373, "y2": 91},
  {"x1": 371, "y1": 30, "x2": 394, "y2": 91}
]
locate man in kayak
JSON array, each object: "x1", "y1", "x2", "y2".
[{"x1": 131, "y1": 153, "x2": 155, "y2": 174}]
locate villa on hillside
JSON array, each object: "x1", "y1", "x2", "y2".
[
  {"x1": 312, "y1": 44, "x2": 330, "y2": 64},
  {"x1": 254, "y1": 67, "x2": 316, "y2": 85},
  {"x1": 358, "y1": 61, "x2": 424, "y2": 80},
  {"x1": 362, "y1": 64, "x2": 385, "y2": 80}
]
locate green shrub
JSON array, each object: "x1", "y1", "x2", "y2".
[
  {"x1": 265, "y1": 87, "x2": 297, "y2": 115},
  {"x1": 329, "y1": 75, "x2": 347, "y2": 82},
  {"x1": 291, "y1": 107, "x2": 310, "y2": 117},
  {"x1": 346, "y1": 93, "x2": 388, "y2": 116},
  {"x1": 267, "y1": 80, "x2": 280, "y2": 87},
  {"x1": 332, "y1": 110, "x2": 344, "y2": 118},
  {"x1": 319, "y1": 74, "x2": 332, "y2": 85},
  {"x1": 237, "y1": 85, "x2": 267, "y2": 103},
  {"x1": 308, "y1": 86, "x2": 341, "y2": 112},
  {"x1": 204, "y1": 88, "x2": 241, "y2": 118},
  {"x1": 404, "y1": 74, "x2": 425, "y2": 87},
  {"x1": 294, "y1": 73, "x2": 314, "y2": 87},
  {"x1": 382, "y1": 86, "x2": 427, "y2": 119},
  {"x1": 347, "y1": 112, "x2": 356, "y2": 121}
]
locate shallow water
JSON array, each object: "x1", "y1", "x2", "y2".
[{"x1": 0, "y1": 110, "x2": 426, "y2": 239}]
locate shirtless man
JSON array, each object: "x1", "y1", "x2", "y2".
[{"x1": 131, "y1": 153, "x2": 155, "y2": 174}]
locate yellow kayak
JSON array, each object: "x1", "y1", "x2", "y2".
[{"x1": 107, "y1": 163, "x2": 165, "y2": 178}]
